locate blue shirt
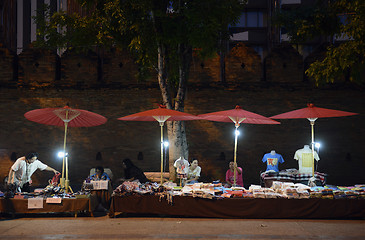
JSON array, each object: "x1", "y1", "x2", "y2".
[
  {"x1": 262, "y1": 153, "x2": 284, "y2": 172},
  {"x1": 90, "y1": 172, "x2": 111, "y2": 181}
]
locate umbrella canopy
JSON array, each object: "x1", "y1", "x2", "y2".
[
  {"x1": 270, "y1": 103, "x2": 358, "y2": 175},
  {"x1": 25, "y1": 106, "x2": 107, "y2": 192},
  {"x1": 118, "y1": 105, "x2": 200, "y2": 122},
  {"x1": 270, "y1": 103, "x2": 357, "y2": 119},
  {"x1": 118, "y1": 105, "x2": 201, "y2": 184},
  {"x1": 198, "y1": 105, "x2": 280, "y2": 186},
  {"x1": 24, "y1": 106, "x2": 107, "y2": 127}
]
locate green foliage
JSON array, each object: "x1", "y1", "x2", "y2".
[
  {"x1": 274, "y1": 0, "x2": 365, "y2": 86},
  {"x1": 273, "y1": 1, "x2": 340, "y2": 43},
  {"x1": 34, "y1": 0, "x2": 245, "y2": 79},
  {"x1": 34, "y1": 4, "x2": 101, "y2": 52}
]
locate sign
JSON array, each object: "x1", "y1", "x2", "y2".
[
  {"x1": 28, "y1": 197, "x2": 44, "y2": 209},
  {"x1": 91, "y1": 180, "x2": 109, "y2": 190},
  {"x1": 46, "y1": 197, "x2": 62, "y2": 204}
]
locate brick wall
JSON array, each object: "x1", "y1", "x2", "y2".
[
  {"x1": 0, "y1": 44, "x2": 364, "y2": 188},
  {"x1": 18, "y1": 48, "x2": 58, "y2": 87},
  {"x1": 226, "y1": 43, "x2": 262, "y2": 83},
  {"x1": 0, "y1": 87, "x2": 364, "y2": 188},
  {"x1": 0, "y1": 46, "x2": 15, "y2": 85},
  {"x1": 60, "y1": 49, "x2": 99, "y2": 88},
  {"x1": 265, "y1": 44, "x2": 303, "y2": 83}
]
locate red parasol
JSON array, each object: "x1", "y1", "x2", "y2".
[
  {"x1": 270, "y1": 103, "x2": 358, "y2": 175},
  {"x1": 25, "y1": 106, "x2": 107, "y2": 192},
  {"x1": 118, "y1": 105, "x2": 201, "y2": 184},
  {"x1": 198, "y1": 105, "x2": 280, "y2": 186}
]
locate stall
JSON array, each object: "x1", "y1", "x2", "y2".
[
  {"x1": 108, "y1": 181, "x2": 365, "y2": 219},
  {"x1": 109, "y1": 194, "x2": 365, "y2": 219},
  {"x1": 261, "y1": 171, "x2": 327, "y2": 188},
  {"x1": 0, "y1": 197, "x2": 94, "y2": 217}
]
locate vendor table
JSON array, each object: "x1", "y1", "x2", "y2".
[
  {"x1": 261, "y1": 171, "x2": 327, "y2": 187},
  {"x1": 83, "y1": 180, "x2": 113, "y2": 211},
  {"x1": 109, "y1": 195, "x2": 365, "y2": 219},
  {"x1": 89, "y1": 189, "x2": 112, "y2": 211},
  {"x1": 0, "y1": 197, "x2": 94, "y2": 217}
]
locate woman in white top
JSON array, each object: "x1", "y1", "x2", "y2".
[{"x1": 186, "y1": 159, "x2": 201, "y2": 184}]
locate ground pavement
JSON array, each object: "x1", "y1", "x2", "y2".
[{"x1": 1, "y1": 212, "x2": 365, "y2": 240}]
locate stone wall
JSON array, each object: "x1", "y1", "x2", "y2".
[
  {"x1": 0, "y1": 43, "x2": 306, "y2": 89},
  {"x1": 226, "y1": 43, "x2": 262, "y2": 83},
  {"x1": 0, "y1": 87, "x2": 364, "y2": 188},
  {"x1": 18, "y1": 48, "x2": 58, "y2": 88},
  {"x1": 0, "y1": 46, "x2": 15, "y2": 85},
  {"x1": 265, "y1": 44, "x2": 303, "y2": 83},
  {"x1": 0, "y1": 44, "x2": 364, "y2": 189}
]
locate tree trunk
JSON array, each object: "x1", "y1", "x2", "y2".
[{"x1": 167, "y1": 43, "x2": 192, "y2": 181}]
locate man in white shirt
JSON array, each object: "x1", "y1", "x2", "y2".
[{"x1": 8, "y1": 152, "x2": 59, "y2": 192}]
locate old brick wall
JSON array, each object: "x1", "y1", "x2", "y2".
[
  {"x1": 60, "y1": 50, "x2": 99, "y2": 88},
  {"x1": 189, "y1": 53, "x2": 221, "y2": 85},
  {"x1": 101, "y1": 49, "x2": 140, "y2": 86},
  {"x1": 0, "y1": 87, "x2": 364, "y2": 188},
  {"x1": 265, "y1": 44, "x2": 304, "y2": 83},
  {"x1": 188, "y1": 43, "x2": 263, "y2": 85},
  {"x1": 0, "y1": 45, "x2": 16, "y2": 86},
  {"x1": 0, "y1": 44, "x2": 364, "y2": 189},
  {"x1": 225, "y1": 43, "x2": 262, "y2": 83},
  {"x1": 18, "y1": 48, "x2": 58, "y2": 88}
]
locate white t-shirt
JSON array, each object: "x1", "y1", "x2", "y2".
[
  {"x1": 174, "y1": 157, "x2": 190, "y2": 175},
  {"x1": 9, "y1": 157, "x2": 48, "y2": 186},
  {"x1": 294, "y1": 147, "x2": 320, "y2": 174}
]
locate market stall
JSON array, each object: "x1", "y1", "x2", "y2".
[
  {"x1": 108, "y1": 181, "x2": 365, "y2": 219},
  {"x1": 0, "y1": 196, "x2": 94, "y2": 217},
  {"x1": 109, "y1": 194, "x2": 365, "y2": 219},
  {"x1": 261, "y1": 170, "x2": 327, "y2": 187}
]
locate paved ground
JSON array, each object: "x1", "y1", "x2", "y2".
[{"x1": 1, "y1": 212, "x2": 365, "y2": 240}]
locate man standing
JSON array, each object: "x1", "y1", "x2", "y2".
[{"x1": 8, "y1": 152, "x2": 59, "y2": 192}]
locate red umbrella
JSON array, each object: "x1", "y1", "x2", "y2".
[
  {"x1": 25, "y1": 106, "x2": 107, "y2": 192},
  {"x1": 118, "y1": 105, "x2": 201, "y2": 184},
  {"x1": 198, "y1": 105, "x2": 280, "y2": 186},
  {"x1": 270, "y1": 103, "x2": 358, "y2": 175}
]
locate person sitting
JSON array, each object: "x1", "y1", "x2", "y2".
[
  {"x1": 120, "y1": 158, "x2": 149, "y2": 183},
  {"x1": 88, "y1": 166, "x2": 112, "y2": 213},
  {"x1": 225, "y1": 161, "x2": 243, "y2": 188},
  {"x1": 90, "y1": 166, "x2": 111, "y2": 181},
  {"x1": 186, "y1": 159, "x2": 201, "y2": 184}
]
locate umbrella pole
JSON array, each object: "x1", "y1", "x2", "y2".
[
  {"x1": 233, "y1": 124, "x2": 239, "y2": 187},
  {"x1": 310, "y1": 119, "x2": 315, "y2": 176},
  {"x1": 160, "y1": 122, "x2": 164, "y2": 185},
  {"x1": 60, "y1": 121, "x2": 68, "y2": 189},
  {"x1": 65, "y1": 155, "x2": 70, "y2": 193}
]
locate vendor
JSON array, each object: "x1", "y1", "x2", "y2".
[
  {"x1": 225, "y1": 161, "x2": 243, "y2": 188},
  {"x1": 7, "y1": 152, "x2": 59, "y2": 192},
  {"x1": 119, "y1": 158, "x2": 149, "y2": 183},
  {"x1": 186, "y1": 159, "x2": 201, "y2": 184},
  {"x1": 90, "y1": 166, "x2": 111, "y2": 181}
]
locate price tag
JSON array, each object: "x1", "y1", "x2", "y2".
[
  {"x1": 91, "y1": 180, "x2": 109, "y2": 190},
  {"x1": 46, "y1": 197, "x2": 62, "y2": 204},
  {"x1": 28, "y1": 197, "x2": 44, "y2": 209}
]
